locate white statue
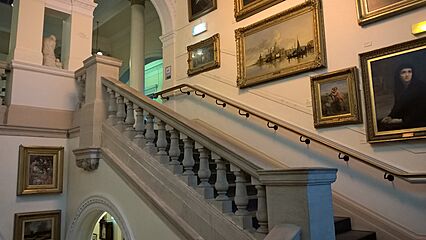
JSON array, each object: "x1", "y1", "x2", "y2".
[{"x1": 42, "y1": 35, "x2": 62, "y2": 69}]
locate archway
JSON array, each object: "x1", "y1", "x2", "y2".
[{"x1": 66, "y1": 195, "x2": 133, "y2": 240}]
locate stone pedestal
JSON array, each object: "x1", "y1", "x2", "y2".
[{"x1": 259, "y1": 168, "x2": 337, "y2": 240}]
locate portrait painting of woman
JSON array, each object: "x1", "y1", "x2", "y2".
[{"x1": 360, "y1": 37, "x2": 426, "y2": 142}]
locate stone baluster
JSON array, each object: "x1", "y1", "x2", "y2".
[
  {"x1": 156, "y1": 118, "x2": 169, "y2": 164},
  {"x1": 168, "y1": 128, "x2": 182, "y2": 175},
  {"x1": 76, "y1": 74, "x2": 86, "y2": 108},
  {"x1": 133, "y1": 106, "x2": 145, "y2": 147},
  {"x1": 212, "y1": 152, "x2": 231, "y2": 213},
  {"x1": 252, "y1": 177, "x2": 268, "y2": 235},
  {"x1": 180, "y1": 134, "x2": 196, "y2": 186},
  {"x1": 106, "y1": 88, "x2": 117, "y2": 125},
  {"x1": 144, "y1": 113, "x2": 156, "y2": 154},
  {"x1": 231, "y1": 164, "x2": 252, "y2": 229},
  {"x1": 123, "y1": 99, "x2": 136, "y2": 139},
  {"x1": 195, "y1": 143, "x2": 213, "y2": 199},
  {"x1": 115, "y1": 94, "x2": 126, "y2": 131}
]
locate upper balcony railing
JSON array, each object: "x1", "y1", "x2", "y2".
[
  {"x1": 153, "y1": 84, "x2": 426, "y2": 184},
  {"x1": 0, "y1": 61, "x2": 9, "y2": 106}
]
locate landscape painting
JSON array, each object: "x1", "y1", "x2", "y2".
[
  {"x1": 236, "y1": 0, "x2": 326, "y2": 88},
  {"x1": 13, "y1": 210, "x2": 61, "y2": 240}
]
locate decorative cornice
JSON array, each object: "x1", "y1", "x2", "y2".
[
  {"x1": 159, "y1": 31, "x2": 176, "y2": 47},
  {"x1": 0, "y1": 124, "x2": 69, "y2": 138},
  {"x1": 258, "y1": 168, "x2": 338, "y2": 186},
  {"x1": 71, "y1": 0, "x2": 98, "y2": 17},
  {"x1": 83, "y1": 55, "x2": 122, "y2": 69},
  {"x1": 73, "y1": 147, "x2": 102, "y2": 171},
  {"x1": 11, "y1": 60, "x2": 75, "y2": 78},
  {"x1": 130, "y1": 0, "x2": 145, "y2": 6}
]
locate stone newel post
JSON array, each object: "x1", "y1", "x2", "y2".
[
  {"x1": 74, "y1": 55, "x2": 122, "y2": 171},
  {"x1": 258, "y1": 168, "x2": 337, "y2": 240}
]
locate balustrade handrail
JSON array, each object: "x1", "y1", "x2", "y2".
[
  {"x1": 153, "y1": 84, "x2": 426, "y2": 183},
  {"x1": 102, "y1": 77, "x2": 287, "y2": 179}
]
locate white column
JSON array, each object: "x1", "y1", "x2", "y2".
[{"x1": 129, "y1": 0, "x2": 145, "y2": 92}]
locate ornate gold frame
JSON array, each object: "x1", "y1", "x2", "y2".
[
  {"x1": 360, "y1": 37, "x2": 426, "y2": 143},
  {"x1": 235, "y1": 0, "x2": 326, "y2": 88},
  {"x1": 356, "y1": 0, "x2": 426, "y2": 25},
  {"x1": 14, "y1": 210, "x2": 61, "y2": 240},
  {"x1": 17, "y1": 145, "x2": 64, "y2": 195},
  {"x1": 187, "y1": 33, "x2": 220, "y2": 76},
  {"x1": 311, "y1": 67, "x2": 362, "y2": 128},
  {"x1": 234, "y1": 0, "x2": 285, "y2": 21},
  {"x1": 188, "y1": 0, "x2": 217, "y2": 22}
]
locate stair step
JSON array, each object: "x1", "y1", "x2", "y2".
[
  {"x1": 334, "y1": 216, "x2": 352, "y2": 234},
  {"x1": 335, "y1": 230, "x2": 376, "y2": 240}
]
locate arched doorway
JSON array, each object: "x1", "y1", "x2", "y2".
[{"x1": 66, "y1": 196, "x2": 133, "y2": 240}]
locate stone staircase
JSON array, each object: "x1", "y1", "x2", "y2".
[
  {"x1": 334, "y1": 217, "x2": 376, "y2": 240},
  {"x1": 73, "y1": 55, "x2": 376, "y2": 240}
]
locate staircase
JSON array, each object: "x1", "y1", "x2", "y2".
[
  {"x1": 73, "y1": 55, "x2": 377, "y2": 240},
  {"x1": 334, "y1": 217, "x2": 376, "y2": 240}
]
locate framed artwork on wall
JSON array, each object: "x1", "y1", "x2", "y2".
[
  {"x1": 17, "y1": 145, "x2": 64, "y2": 195},
  {"x1": 234, "y1": 0, "x2": 285, "y2": 21},
  {"x1": 188, "y1": 0, "x2": 217, "y2": 22},
  {"x1": 360, "y1": 37, "x2": 426, "y2": 143},
  {"x1": 13, "y1": 210, "x2": 61, "y2": 240},
  {"x1": 187, "y1": 33, "x2": 220, "y2": 76},
  {"x1": 356, "y1": 0, "x2": 426, "y2": 25},
  {"x1": 235, "y1": 0, "x2": 326, "y2": 88},
  {"x1": 310, "y1": 67, "x2": 362, "y2": 128}
]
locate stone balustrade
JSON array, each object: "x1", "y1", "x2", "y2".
[{"x1": 73, "y1": 55, "x2": 338, "y2": 240}]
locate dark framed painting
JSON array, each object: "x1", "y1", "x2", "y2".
[
  {"x1": 234, "y1": 0, "x2": 285, "y2": 21},
  {"x1": 99, "y1": 218, "x2": 114, "y2": 240},
  {"x1": 360, "y1": 37, "x2": 426, "y2": 143},
  {"x1": 187, "y1": 33, "x2": 220, "y2": 76},
  {"x1": 356, "y1": 0, "x2": 426, "y2": 25},
  {"x1": 235, "y1": 0, "x2": 326, "y2": 88},
  {"x1": 13, "y1": 210, "x2": 61, "y2": 240},
  {"x1": 188, "y1": 0, "x2": 217, "y2": 22},
  {"x1": 311, "y1": 67, "x2": 362, "y2": 128},
  {"x1": 17, "y1": 145, "x2": 64, "y2": 195}
]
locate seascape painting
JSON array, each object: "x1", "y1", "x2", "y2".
[{"x1": 236, "y1": 0, "x2": 326, "y2": 87}]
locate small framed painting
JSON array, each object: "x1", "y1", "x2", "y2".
[
  {"x1": 310, "y1": 67, "x2": 362, "y2": 128},
  {"x1": 17, "y1": 145, "x2": 64, "y2": 195},
  {"x1": 356, "y1": 0, "x2": 426, "y2": 25},
  {"x1": 187, "y1": 33, "x2": 220, "y2": 76},
  {"x1": 13, "y1": 210, "x2": 61, "y2": 240},
  {"x1": 188, "y1": 0, "x2": 217, "y2": 22},
  {"x1": 360, "y1": 37, "x2": 426, "y2": 142}
]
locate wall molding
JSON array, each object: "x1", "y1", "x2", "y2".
[
  {"x1": 0, "y1": 124, "x2": 68, "y2": 138},
  {"x1": 11, "y1": 60, "x2": 74, "y2": 78}
]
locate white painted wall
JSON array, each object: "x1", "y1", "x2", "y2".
[
  {"x1": 9, "y1": 62, "x2": 77, "y2": 111},
  {"x1": 66, "y1": 138, "x2": 182, "y2": 240},
  {"x1": 160, "y1": 0, "x2": 426, "y2": 236},
  {"x1": 0, "y1": 135, "x2": 69, "y2": 240}
]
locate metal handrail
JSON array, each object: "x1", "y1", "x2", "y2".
[{"x1": 153, "y1": 84, "x2": 426, "y2": 183}]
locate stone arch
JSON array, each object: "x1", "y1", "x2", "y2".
[
  {"x1": 66, "y1": 195, "x2": 134, "y2": 240},
  {"x1": 149, "y1": 0, "x2": 175, "y2": 35}
]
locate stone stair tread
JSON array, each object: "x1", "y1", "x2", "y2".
[{"x1": 335, "y1": 230, "x2": 376, "y2": 240}]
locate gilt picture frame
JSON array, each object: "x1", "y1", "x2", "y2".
[
  {"x1": 235, "y1": 0, "x2": 326, "y2": 88},
  {"x1": 188, "y1": 0, "x2": 217, "y2": 22},
  {"x1": 356, "y1": 0, "x2": 426, "y2": 25},
  {"x1": 360, "y1": 37, "x2": 426, "y2": 143},
  {"x1": 187, "y1": 33, "x2": 220, "y2": 76},
  {"x1": 13, "y1": 210, "x2": 61, "y2": 240},
  {"x1": 234, "y1": 0, "x2": 285, "y2": 21},
  {"x1": 17, "y1": 145, "x2": 64, "y2": 195},
  {"x1": 311, "y1": 67, "x2": 362, "y2": 128}
]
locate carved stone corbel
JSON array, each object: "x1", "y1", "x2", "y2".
[{"x1": 73, "y1": 147, "x2": 102, "y2": 171}]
